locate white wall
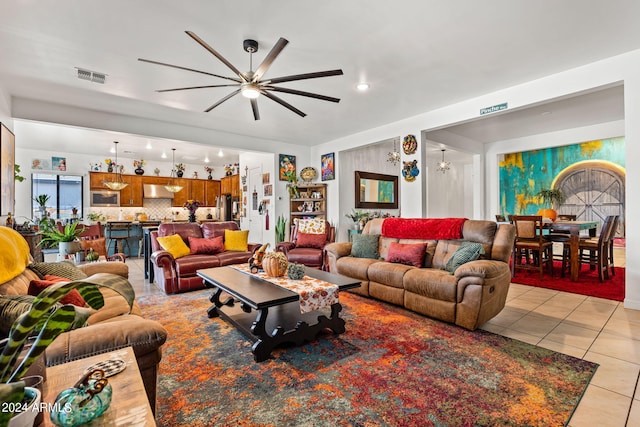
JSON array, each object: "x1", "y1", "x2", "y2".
[{"x1": 336, "y1": 140, "x2": 401, "y2": 242}]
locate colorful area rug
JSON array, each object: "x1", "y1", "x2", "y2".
[
  {"x1": 138, "y1": 290, "x2": 597, "y2": 426},
  {"x1": 512, "y1": 262, "x2": 625, "y2": 302}
]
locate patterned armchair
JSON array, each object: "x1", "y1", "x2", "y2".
[{"x1": 275, "y1": 219, "x2": 335, "y2": 270}]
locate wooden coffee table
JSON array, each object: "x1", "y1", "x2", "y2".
[{"x1": 197, "y1": 266, "x2": 361, "y2": 362}]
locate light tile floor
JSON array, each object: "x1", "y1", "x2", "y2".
[{"x1": 126, "y1": 246, "x2": 636, "y2": 426}]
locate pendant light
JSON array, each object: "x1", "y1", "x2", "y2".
[
  {"x1": 103, "y1": 141, "x2": 129, "y2": 190},
  {"x1": 164, "y1": 148, "x2": 184, "y2": 193},
  {"x1": 387, "y1": 138, "x2": 401, "y2": 166},
  {"x1": 437, "y1": 149, "x2": 451, "y2": 173}
]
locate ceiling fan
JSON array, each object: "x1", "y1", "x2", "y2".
[{"x1": 138, "y1": 31, "x2": 343, "y2": 120}]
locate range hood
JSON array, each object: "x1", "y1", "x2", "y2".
[{"x1": 143, "y1": 184, "x2": 175, "y2": 199}]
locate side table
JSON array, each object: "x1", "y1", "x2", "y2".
[
  {"x1": 348, "y1": 229, "x2": 362, "y2": 242},
  {"x1": 41, "y1": 347, "x2": 155, "y2": 426}
]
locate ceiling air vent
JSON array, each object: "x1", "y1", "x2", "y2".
[{"x1": 76, "y1": 68, "x2": 107, "y2": 84}]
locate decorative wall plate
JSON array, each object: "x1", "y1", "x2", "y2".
[
  {"x1": 403, "y1": 134, "x2": 417, "y2": 155},
  {"x1": 402, "y1": 160, "x2": 420, "y2": 182},
  {"x1": 299, "y1": 167, "x2": 317, "y2": 183}
]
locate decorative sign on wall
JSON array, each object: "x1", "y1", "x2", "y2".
[{"x1": 480, "y1": 102, "x2": 508, "y2": 115}]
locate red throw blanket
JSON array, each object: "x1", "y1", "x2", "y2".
[{"x1": 382, "y1": 218, "x2": 467, "y2": 240}]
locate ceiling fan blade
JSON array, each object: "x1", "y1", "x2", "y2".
[
  {"x1": 204, "y1": 88, "x2": 242, "y2": 113},
  {"x1": 250, "y1": 98, "x2": 260, "y2": 121},
  {"x1": 264, "y1": 86, "x2": 340, "y2": 103},
  {"x1": 157, "y1": 84, "x2": 240, "y2": 93},
  {"x1": 185, "y1": 31, "x2": 245, "y2": 80},
  {"x1": 262, "y1": 91, "x2": 306, "y2": 117},
  {"x1": 267, "y1": 69, "x2": 344, "y2": 85},
  {"x1": 138, "y1": 58, "x2": 241, "y2": 83},
  {"x1": 253, "y1": 38, "x2": 289, "y2": 82}
]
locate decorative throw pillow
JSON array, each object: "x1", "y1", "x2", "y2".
[
  {"x1": 28, "y1": 261, "x2": 88, "y2": 281},
  {"x1": 297, "y1": 218, "x2": 326, "y2": 234},
  {"x1": 189, "y1": 236, "x2": 224, "y2": 255},
  {"x1": 224, "y1": 229, "x2": 250, "y2": 252},
  {"x1": 157, "y1": 234, "x2": 192, "y2": 259},
  {"x1": 351, "y1": 234, "x2": 380, "y2": 259},
  {"x1": 445, "y1": 241, "x2": 485, "y2": 274},
  {"x1": 0, "y1": 295, "x2": 38, "y2": 337},
  {"x1": 295, "y1": 232, "x2": 326, "y2": 249},
  {"x1": 28, "y1": 275, "x2": 86, "y2": 307},
  {"x1": 385, "y1": 242, "x2": 428, "y2": 267},
  {"x1": 79, "y1": 237, "x2": 107, "y2": 257}
]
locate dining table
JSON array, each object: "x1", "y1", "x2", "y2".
[{"x1": 548, "y1": 220, "x2": 598, "y2": 281}]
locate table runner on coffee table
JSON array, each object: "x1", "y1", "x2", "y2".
[{"x1": 230, "y1": 265, "x2": 339, "y2": 313}]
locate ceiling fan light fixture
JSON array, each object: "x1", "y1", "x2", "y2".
[
  {"x1": 356, "y1": 82, "x2": 370, "y2": 91},
  {"x1": 241, "y1": 83, "x2": 260, "y2": 99}
]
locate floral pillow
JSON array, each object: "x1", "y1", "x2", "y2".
[{"x1": 296, "y1": 218, "x2": 326, "y2": 234}]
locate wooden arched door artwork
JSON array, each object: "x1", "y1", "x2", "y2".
[{"x1": 554, "y1": 160, "x2": 625, "y2": 237}]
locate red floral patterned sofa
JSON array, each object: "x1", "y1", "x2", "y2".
[{"x1": 150, "y1": 222, "x2": 260, "y2": 294}]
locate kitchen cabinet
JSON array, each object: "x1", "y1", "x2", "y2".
[
  {"x1": 205, "y1": 180, "x2": 221, "y2": 206},
  {"x1": 221, "y1": 174, "x2": 240, "y2": 197},
  {"x1": 190, "y1": 179, "x2": 205, "y2": 203},
  {"x1": 89, "y1": 172, "x2": 112, "y2": 189},
  {"x1": 170, "y1": 178, "x2": 191, "y2": 207},
  {"x1": 90, "y1": 172, "x2": 221, "y2": 207},
  {"x1": 120, "y1": 175, "x2": 143, "y2": 207}
]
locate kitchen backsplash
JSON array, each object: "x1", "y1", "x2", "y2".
[{"x1": 87, "y1": 199, "x2": 222, "y2": 222}]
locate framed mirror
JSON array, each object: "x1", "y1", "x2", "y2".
[{"x1": 355, "y1": 171, "x2": 398, "y2": 209}]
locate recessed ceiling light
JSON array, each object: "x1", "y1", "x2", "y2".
[
  {"x1": 161, "y1": 152, "x2": 167, "y2": 159},
  {"x1": 541, "y1": 111, "x2": 552, "y2": 116},
  {"x1": 218, "y1": 149, "x2": 224, "y2": 157},
  {"x1": 146, "y1": 142, "x2": 152, "y2": 149},
  {"x1": 204, "y1": 157, "x2": 210, "y2": 163},
  {"x1": 356, "y1": 82, "x2": 370, "y2": 91}
]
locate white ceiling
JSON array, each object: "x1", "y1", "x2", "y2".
[{"x1": 2, "y1": 1, "x2": 639, "y2": 162}]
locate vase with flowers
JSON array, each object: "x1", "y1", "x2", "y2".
[
  {"x1": 204, "y1": 166, "x2": 214, "y2": 180},
  {"x1": 133, "y1": 159, "x2": 146, "y2": 175},
  {"x1": 105, "y1": 158, "x2": 116, "y2": 173},
  {"x1": 175, "y1": 163, "x2": 185, "y2": 178},
  {"x1": 183, "y1": 199, "x2": 201, "y2": 223}
]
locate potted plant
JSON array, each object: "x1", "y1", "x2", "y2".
[
  {"x1": 536, "y1": 188, "x2": 566, "y2": 221},
  {"x1": 33, "y1": 195, "x2": 50, "y2": 218},
  {"x1": 275, "y1": 215, "x2": 287, "y2": 243},
  {"x1": 345, "y1": 209, "x2": 369, "y2": 230},
  {"x1": 37, "y1": 221, "x2": 85, "y2": 257},
  {"x1": 0, "y1": 277, "x2": 134, "y2": 427}
]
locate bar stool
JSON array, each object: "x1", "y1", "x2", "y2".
[{"x1": 105, "y1": 221, "x2": 132, "y2": 257}]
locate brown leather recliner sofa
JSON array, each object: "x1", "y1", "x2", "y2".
[
  {"x1": 324, "y1": 218, "x2": 516, "y2": 330},
  {"x1": 150, "y1": 221, "x2": 260, "y2": 294}
]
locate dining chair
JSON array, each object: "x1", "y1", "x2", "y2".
[
  {"x1": 511, "y1": 215, "x2": 553, "y2": 279},
  {"x1": 562, "y1": 215, "x2": 618, "y2": 281},
  {"x1": 78, "y1": 222, "x2": 126, "y2": 262},
  {"x1": 105, "y1": 221, "x2": 132, "y2": 258},
  {"x1": 495, "y1": 214, "x2": 506, "y2": 222}
]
